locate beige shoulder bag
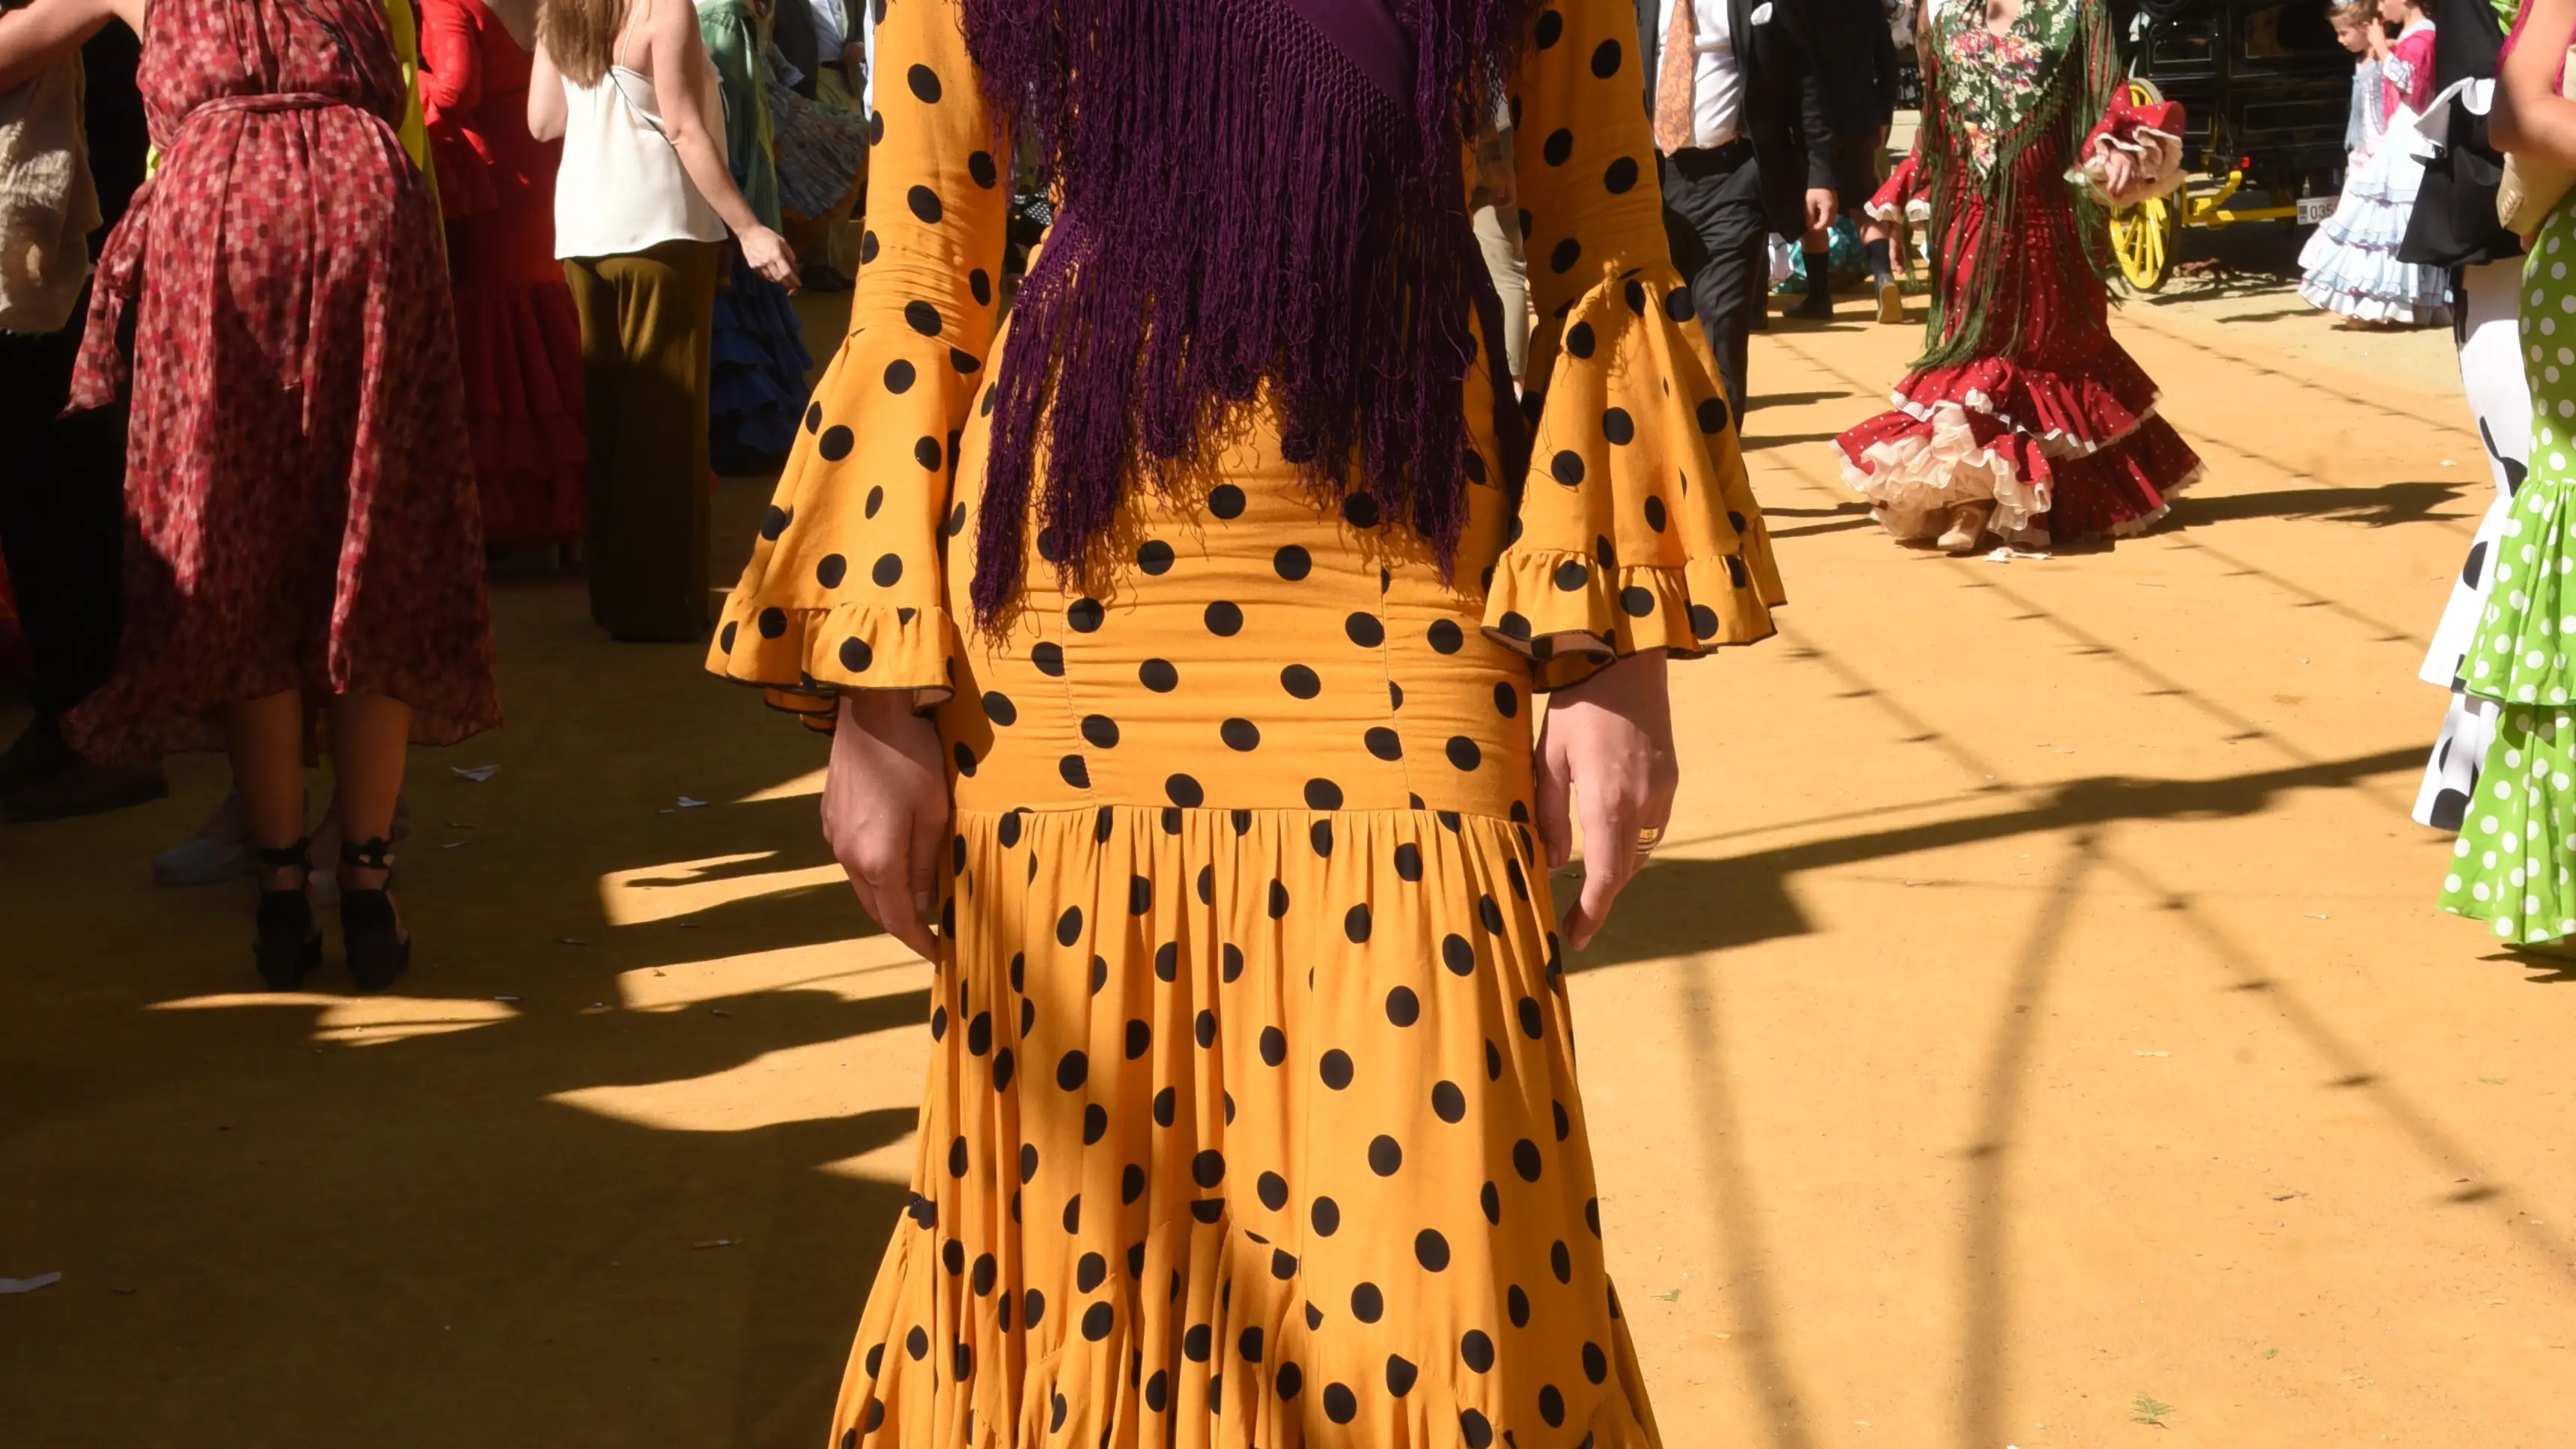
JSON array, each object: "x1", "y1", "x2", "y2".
[{"x1": 2499, "y1": 48, "x2": 2576, "y2": 242}]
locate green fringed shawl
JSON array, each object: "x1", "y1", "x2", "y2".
[{"x1": 1913, "y1": 0, "x2": 2123, "y2": 371}]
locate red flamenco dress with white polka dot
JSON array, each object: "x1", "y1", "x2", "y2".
[
  {"x1": 1837, "y1": 0, "x2": 2203, "y2": 549},
  {"x1": 710, "y1": 0, "x2": 1785, "y2": 1445}
]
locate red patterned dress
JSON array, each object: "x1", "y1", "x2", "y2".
[
  {"x1": 1836, "y1": 0, "x2": 2202, "y2": 546},
  {"x1": 421, "y1": 0, "x2": 588, "y2": 547},
  {"x1": 61, "y1": 0, "x2": 499, "y2": 763}
]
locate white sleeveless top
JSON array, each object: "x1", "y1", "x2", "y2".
[{"x1": 554, "y1": 59, "x2": 730, "y2": 260}]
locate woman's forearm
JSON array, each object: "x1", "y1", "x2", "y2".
[
  {"x1": 526, "y1": 44, "x2": 567, "y2": 141},
  {"x1": 0, "y1": 0, "x2": 114, "y2": 97},
  {"x1": 2496, "y1": 0, "x2": 2576, "y2": 163},
  {"x1": 654, "y1": 19, "x2": 773, "y2": 240},
  {"x1": 666, "y1": 120, "x2": 768, "y2": 239}
]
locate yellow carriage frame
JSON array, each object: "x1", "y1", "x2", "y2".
[{"x1": 2103, "y1": 78, "x2": 2306, "y2": 292}]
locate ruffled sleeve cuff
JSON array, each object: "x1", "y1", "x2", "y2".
[
  {"x1": 700, "y1": 321, "x2": 972, "y2": 727},
  {"x1": 2077, "y1": 91, "x2": 2186, "y2": 204},
  {"x1": 706, "y1": 593, "x2": 957, "y2": 727},
  {"x1": 1864, "y1": 146, "x2": 1925, "y2": 225},
  {"x1": 1485, "y1": 552, "x2": 1779, "y2": 690},
  {"x1": 1483, "y1": 259, "x2": 1785, "y2": 691}
]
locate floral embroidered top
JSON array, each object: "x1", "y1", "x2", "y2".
[
  {"x1": 2382, "y1": 19, "x2": 2438, "y2": 118},
  {"x1": 1938, "y1": 0, "x2": 2082, "y2": 175}
]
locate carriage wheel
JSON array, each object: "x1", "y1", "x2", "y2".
[
  {"x1": 2110, "y1": 192, "x2": 2175, "y2": 292},
  {"x1": 2107, "y1": 76, "x2": 2175, "y2": 291}
]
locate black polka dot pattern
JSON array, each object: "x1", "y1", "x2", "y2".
[{"x1": 720, "y1": 5, "x2": 1764, "y2": 1444}]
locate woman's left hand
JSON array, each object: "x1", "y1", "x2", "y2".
[
  {"x1": 2096, "y1": 147, "x2": 2140, "y2": 204},
  {"x1": 1535, "y1": 649, "x2": 1678, "y2": 952}
]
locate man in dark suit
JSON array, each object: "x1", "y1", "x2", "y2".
[
  {"x1": 1799, "y1": 0, "x2": 1902, "y2": 322},
  {"x1": 1639, "y1": 0, "x2": 1837, "y2": 419}
]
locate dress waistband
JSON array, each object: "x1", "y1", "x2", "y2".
[
  {"x1": 64, "y1": 90, "x2": 401, "y2": 419},
  {"x1": 181, "y1": 90, "x2": 365, "y2": 122}
]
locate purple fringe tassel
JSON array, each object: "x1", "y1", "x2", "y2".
[{"x1": 958, "y1": 0, "x2": 1535, "y2": 626}]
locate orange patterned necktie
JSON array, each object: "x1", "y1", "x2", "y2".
[{"x1": 1653, "y1": 0, "x2": 1699, "y2": 153}]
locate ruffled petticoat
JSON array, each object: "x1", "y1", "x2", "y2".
[
  {"x1": 1835, "y1": 351, "x2": 2204, "y2": 546},
  {"x1": 709, "y1": 248, "x2": 815, "y2": 475},
  {"x1": 448, "y1": 262, "x2": 588, "y2": 547},
  {"x1": 767, "y1": 74, "x2": 871, "y2": 222},
  {"x1": 2298, "y1": 116, "x2": 2452, "y2": 326}
]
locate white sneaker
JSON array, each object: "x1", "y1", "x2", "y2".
[{"x1": 153, "y1": 791, "x2": 252, "y2": 886}]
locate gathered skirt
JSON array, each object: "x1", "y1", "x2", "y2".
[
  {"x1": 1835, "y1": 173, "x2": 2203, "y2": 546},
  {"x1": 787, "y1": 409, "x2": 1670, "y2": 1449},
  {"x1": 2440, "y1": 203, "x2": 2576, "y2": 942},
  {"x1": 2298, "y1": 120, "x2": 2452, "y2": 327}
]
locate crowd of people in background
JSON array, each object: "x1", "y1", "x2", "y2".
[
  {"x1": 0, "y1": 0, "x2": 2275, "y2": 980},
  {"x1": 0, "y1": 0, "x2": 869, "y2": 985},
  {"x1": 2300, "y1": 0, "x2": 2456, "y2": 325}
]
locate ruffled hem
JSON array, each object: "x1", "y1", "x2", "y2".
[
  {"x1": 1839, "y1": 398, "x2": 2055, "y2": 542},
  {"x1": 450, "y1": 276, "x2": 588, "y2": 546},
  {"x1": 2297, "y1": 276, "x2": 2452, "y2": 325},
  {"x1": 2458, "y1": 483, "x2": 2576, "y2": 709},
  {"x1": 2306, "y1": 205, "x2": 2427, "y2": 254},
  {"x1": 710, "y1": 257, "x2": 816, "y2": 475},
  {"x1": 1880, "y1": 350, "x2": 2161, "y2": 460},
  {"x1": 2298, "y1": 216, "x2": 2451, "y2": 322},
  {"x1": 2296, "y1": 257, "x2": 2452, "y2": 323},
  {"x1": 2438, "y1": 707, "x2": 2576, "y2": 945},
  {"x1": 1836, "y1": 395, "x2": 2203, "y2": 545},
  {"x1": 705, "y1": 593, "x2": 956, "y2": 718},
  {"x1": 1483, "y1": 553, "x2": 1779, "y2": 689},
  {"x1": 833, "y1": 1135, "x2": 1660, "y2": 1449}
]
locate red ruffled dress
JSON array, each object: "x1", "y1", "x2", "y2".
[
  {"x1": 1836, "y1": 0, "x2": 2202, "y2": 546},
  {"x1": 420, "y1": 0, "x2": 586, "y2": 548}
]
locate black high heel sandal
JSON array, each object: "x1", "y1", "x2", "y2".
[
  {"x1": 253, "y1": 838, "x2": 321, "y2": 991},
  {"x1": 339, "y1": 835, "x2": 409, "y2": 993}
]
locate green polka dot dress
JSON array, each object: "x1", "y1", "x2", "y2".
[{"x1": 2440, "y1": 204, "x2": 2576, "y2": 944}]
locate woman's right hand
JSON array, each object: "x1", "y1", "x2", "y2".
[
  {"x1": 741, "y1": 225, "x2": 800, "y2": 287},
  {"x1": 1535, "y1": 650, "x2": 1679, "y2": 951},
  {"x1": 822, "y1": 692, "x2": 950, "y2": 960}
]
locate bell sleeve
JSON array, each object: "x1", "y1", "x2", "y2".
[
  {"x1": 2077, "y1": 85, "x2": 2185, "y2": 205},
  {"x1": 1483, "y1": 0, "x2": 1786, "y2": 691},
  {"x1": 704, "y1": 0, "x2": 1009, "y2": 727}
]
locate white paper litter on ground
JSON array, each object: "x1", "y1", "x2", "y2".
[
  {"x1": 1, "y1": 1272, "x2": 62, "y2": 1294},
  {"x1": 1984, "y1": 546, "x2": 2052, "y2": 563},
  {"x1": 450, "y1": 765, "x2": 499, "y2": 783},
  {"x1": 676, "y1": 796, "x2": 707, "y2": 809}
]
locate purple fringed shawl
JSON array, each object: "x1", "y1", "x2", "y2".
[{"x1": 960, "y1": 0, "x2": 1536, "y2": 623}]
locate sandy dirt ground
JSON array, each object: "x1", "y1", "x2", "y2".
[{"x1": 5, "y1": 261, "x2": 2575, "y2": 1449}]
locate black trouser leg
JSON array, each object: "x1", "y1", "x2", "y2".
[
  {"x1": 1659, "y1": 150, "x2": 1768, "y2": 421},
  {"x1": 0, "y1": 303, "x2": 128, "y2": 733}
]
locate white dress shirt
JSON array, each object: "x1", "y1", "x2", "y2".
[
  {"x1": 1656, "y1": 0, "x2": 1744, "y2": 153},
  {"x1": 809, "y1": 0, "x2": 849, "y2": 55}
]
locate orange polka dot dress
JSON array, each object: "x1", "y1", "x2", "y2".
[{"x1": 707, "y1": 2, "x2": 1784, "y2": 1445}]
